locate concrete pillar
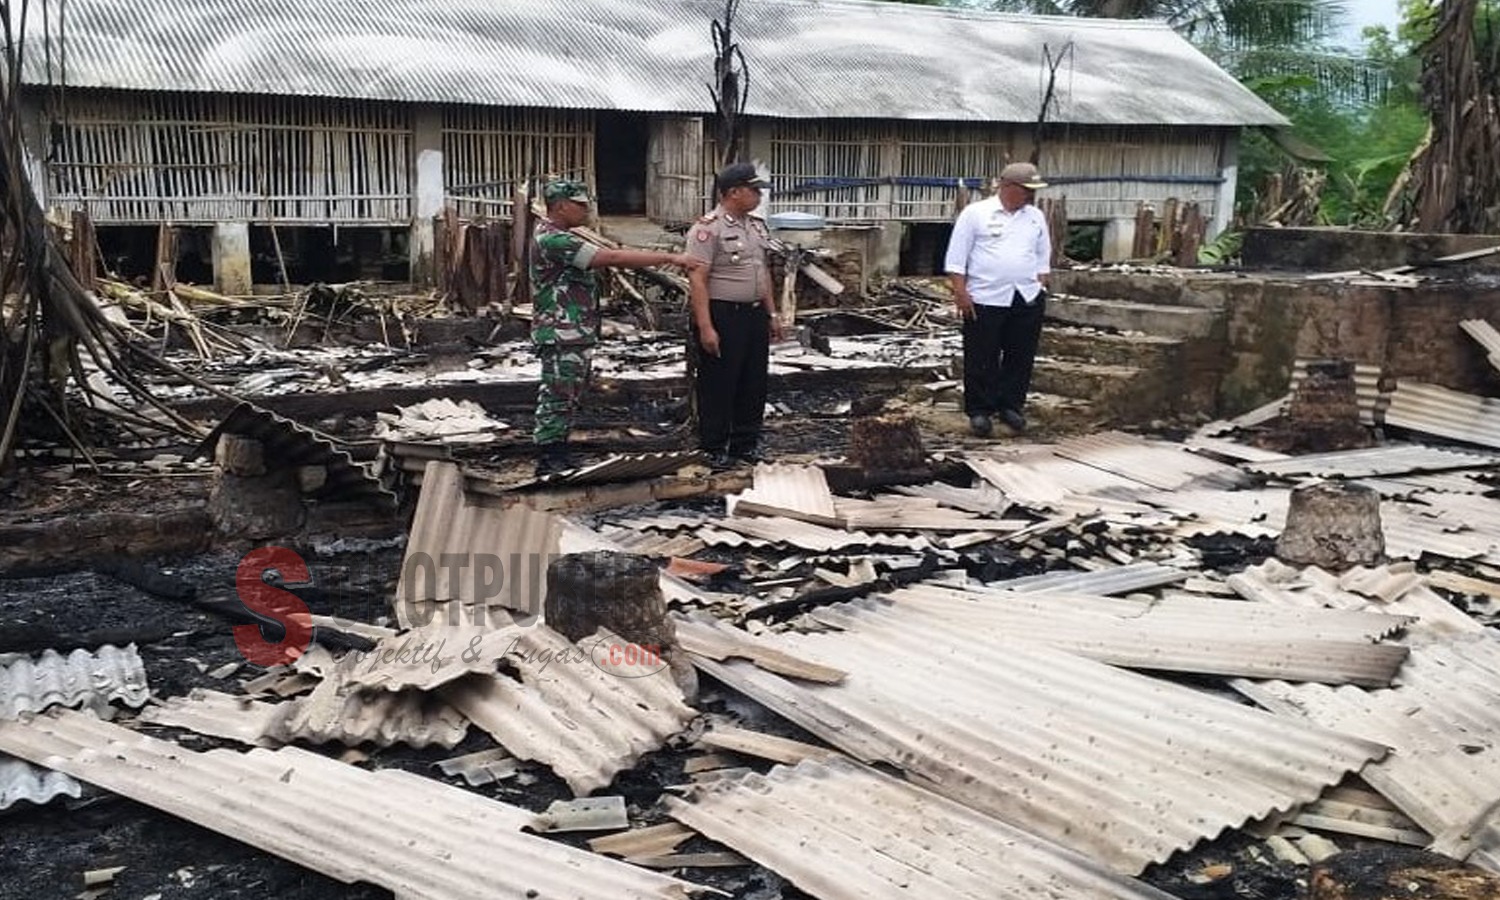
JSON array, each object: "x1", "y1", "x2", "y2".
[
  {"x1": 409, "y1": 106, "x2": 445, "y2": 287},
  {"x1": 871, "y1": 223, "x2": 904, "y2": 277},
  {"x1": 1102, "y1": 218, "x2": 1137, "y2": 262},
  {"x1": 1213, "y1": 131, "x2": 1239, "y2": 239},
  {"x1": 212, "y1": 223, "x2": 252, "y2": 296}
]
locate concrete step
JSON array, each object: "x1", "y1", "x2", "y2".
[
  {"x1": 1046, "y1": 294, "x2": 1221, "y2": 340},
  {"x1": 1040, "y1": 325, "x2": 1182, "y2": 369}
]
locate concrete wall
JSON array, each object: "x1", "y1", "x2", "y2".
[{"x1": 1242, "y1": 227, "x2": 1500, "y2": 272}]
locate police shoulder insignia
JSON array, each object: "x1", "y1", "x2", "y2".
[{"x1": 696, "y1": 230, "x2": 710, "y2": 242}]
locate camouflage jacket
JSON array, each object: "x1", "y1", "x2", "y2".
[{"x1": 530, "y1": 218, "x2": 601, "y2": 346}]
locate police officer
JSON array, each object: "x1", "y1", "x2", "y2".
[
  {"x1": 531, "y1": 179, "x2": 701, "y2": 476},
  {"x1": 685, "y1": 163, "x2": 784, "y2": 468}
]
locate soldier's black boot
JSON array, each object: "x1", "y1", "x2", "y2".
[{"x1": 534, "y1": 442, "x2": 577, "y2": 478}]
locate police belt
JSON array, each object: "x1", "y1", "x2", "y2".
[{"x1": 709, "y1": 298, "x2": 764, "y2": 310}]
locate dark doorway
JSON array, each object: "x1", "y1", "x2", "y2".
[
  {"x1": 900, "y1": 223, "x2": 954, "y2": 276},
  {"x1": 249, "y1": 226, "x2": 409, "y2": 285},
  {"x1": 594, "y1": 112, "x2": 649, "y2": 215},
  {"x1": 94, "y1": 225, "x2": 212, "y2": 286}
]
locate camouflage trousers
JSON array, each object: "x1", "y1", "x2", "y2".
[{"x1": 533, "y1": 344, "x2": 594, "y2": 446}]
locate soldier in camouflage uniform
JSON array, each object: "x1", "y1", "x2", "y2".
[{"x1": 530, "y1": 179, "x2": 703, "y2": 476}]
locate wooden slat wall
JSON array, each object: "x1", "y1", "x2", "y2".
[
  {"x1": 764, "y1": 119, "x2": 1226, "y2": 224},
  {"x1": 44, "y1": 90, "x2": 411, "y2": 224},
  {"x1": 442, "y1": 106, "x2": 594, "y2": 219}
]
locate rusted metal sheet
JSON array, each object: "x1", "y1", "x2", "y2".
[
  {"x1": 0, "y1": 755, "x2": 82, "y2": 810},
  {"x1": 1244, "y1": 444, "x2": 1499, "y2": 479},
  {"x1": 1, "y1": 645, "x2": 148, "y2": 719},
  {"x1": 0, "y1": 710, "x2": 696, "y2": 899},
  {"x1": 21, "y1": 0, "x2": 1285, "y2": 126},
  {"x1": 668, "y1": 757, "x2": 1176, "y2": 899},
  {"x1": 692, "y1": 623, "x2": 1386, "y2": 874},
  {"x1": 193, "y1": 402, "x2": 397, "y2": 506},
  {"x1": 848, "y1": 586, "x2": 1410, "y2": 684},
  {"x1": 1384, "y1": 381, "x2": 1500, "y2": 450},
  {"x1": 1238, "y1": 635, "x2": 1500, "y2": 872}
]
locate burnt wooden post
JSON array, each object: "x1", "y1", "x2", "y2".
[
  {"x1": 544, "y1": 551, "x2": 695, "y2": 697},
  {"x1": 1276, "y1": 481, "x2": 1384, "y2": 571},
  {"x1": 208, "y1": 434, "x2": 305, "y2": 539},
  {"x1": 849, "y1": 412, "x2": 928, "y2": 475}
]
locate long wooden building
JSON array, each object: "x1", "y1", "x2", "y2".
[{"x1": 17, "y1": 0, "x2": 1287, "y2": 289}]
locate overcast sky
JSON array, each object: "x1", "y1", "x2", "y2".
[{"x1": 1340, "y1": 0, "x2": 1405, "y2": 46}]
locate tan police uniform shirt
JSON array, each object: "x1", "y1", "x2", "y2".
[{"x1": 685, "y1": 207, "x2": 771, "y2": 303}]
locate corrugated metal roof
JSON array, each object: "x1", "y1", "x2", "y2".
[
  {"x1": 998, "y1": 561, "x2": 1189, "y2": 595},
  {"x1": 1244, "y1": 444, "x2": 1499, "y2": 479},
  {"x1": 440, "y1": 625, "x2": 695, "y2": 795},
  {"x1": 967, "y1": 450, "x2": 1155, "y2": 512},
  {"x1": 832, "y1": 494, "x2": 1028, "y2": 532},
  {"x1": 667, "y1": 757, "x2": 1177, "y2": 899},
  {"x1": 0, "y1": 645, "x2": 148, "y2": 719},
  {"x1": 16, "y1": 0, "x2": 1287, "y2": 126},
  {"x1": 267, "y1": 653, "x2": 471, "y2": 749},
  {"x1": 1237, "y1": 635, "x2": 1500, "y2": 871},
  {"x1": 691, "y1": 622, "x2": 1386, "y2": 874},
  {"x1": 1384, "y1": 381, "x2": 1500, "y2": 450},
  {"x1": 0, "y1": 754, "x2": 83, "y2": 810},
  {"x1": 892, "y1": 480, "x2": 1011, "y2": 515},
  {"x1": 141, "y1": 688, "x2": 281, "y2": 746},
  {"x1": 0, "y1": 709, "x2": 697, "y2": 899},
  {"x1": 713, "y1": 515, "x2": 930, "y2": 552},
  {"x1": 850, "y1": 585, "x2": 1410, "y2": 685},
  {"x1": 397, "y1": 460, "x2": 565, "y2": 626},
  {"x1": 730, "y1": 463, "x2": 838, "y2": 524},
  {"x1": 193, "y1": 402, "x2": 397, "y2": 507},
  {"x1": 1460, "y1": 319, "x2": 1500, "y2": 376},
  {"x1": 1053, "y1": 431, "x2": 1249, "y2": 491}
]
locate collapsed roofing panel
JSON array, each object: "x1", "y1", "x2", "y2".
[
  {"x1": 1244, "y1": 444, "x2": 1499, "y2": 479},
  {"x1": 667, "y1": 757, "x2": 1176, "y2": 899},
  {"x1": 998, "y1": 561, "x2": 1190, "y2": 595},
  {"x1": 1053, "y1": 431, "x2": 1249, "y2": 491},
  {"x1": 439, "y1": 626, "x2": 695, "y2": 795},
  {"x1": 730, "y1": 463, "x2": 838, "y2": 524},
  {"x1": 0, "y1": 754, "x2": 82, "y2": 810},
  {"x1": 849, "y1": 585, "x2": 1410, "y2": 684},
  {"x1": 691, "y1": 623, "x2": 1387, "y2": 873},
  {"x1": 1237, "y1": 635, "x2": 1500, "y2": 872},
  {"x1": 534, "y1": 450, "x2": 707, "y2": 487},
  {"x1": 0, "y1": 645, "x2": 149, "y2": 718},
  {"x1": 0, "y1": 709, "x2": 696, "y2": 899},
  {"x1": 1384, "y1": 381, "x2": 1500, "y2": 450}
]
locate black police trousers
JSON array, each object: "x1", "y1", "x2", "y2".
[{"x1": 695, "y1": 299, "x2": 770, "y2": 454}]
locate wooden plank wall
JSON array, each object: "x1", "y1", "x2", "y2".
[
  {"x1": 765, "y1": 119, "x2": 1226, "y2": 224},
  {"x1": 44, "y1": 90, "x2": 411, "y2": 224},
  {"x1": 442, "y1": 106, "x2": 594, "y2": 219}
]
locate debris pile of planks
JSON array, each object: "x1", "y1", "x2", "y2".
[{"x1": 10, "y1": 393, "x2": 1500, "y2": 895}]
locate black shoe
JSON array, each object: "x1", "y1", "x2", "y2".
[
  {"x1": 730, "y1": 444, "x2": 767, "y2": 465},
  {"x1": 998, "y1": 408, "x2": 1027, "y2": 434},
  {"x1": 704, "y1": 450, "x2": 737, "y2": 472},
  {"x1": 968, "y1": 414, "x2": 993, "y2": 438},
  {"x1": 534, "y1": 445, "x2": 577, "y2": 478}
]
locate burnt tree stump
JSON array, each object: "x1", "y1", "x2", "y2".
[
  {"x1": 544, "y1": 551, "x2": 695, "y2": 697},
  {"x1": 1259, "y1": 358, "x2": 1373, "y2": 453},
  {"x1": 208, "y1": 434, "x2": 304, "y2": 539},
  {"x1": 1310, "y1": 847, "x2": 1500, "y2": 899},
  {"x1": 1276, "y1": 481, "x2": 1384, "y2": 571},
  {"x1": 849, "y1": 413, "x2": 928, "y2": 474}
]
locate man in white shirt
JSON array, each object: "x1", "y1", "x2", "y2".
[{"x1": 943, "y1": 161, "x2": 1053, "y2": 436}]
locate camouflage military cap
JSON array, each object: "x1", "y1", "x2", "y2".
[{"x1": 543, "y1": 179, "x2": 592, "y2": 204}]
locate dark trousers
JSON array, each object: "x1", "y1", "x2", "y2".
[
  {"x1": 695, "y1": 300, "x2": 770, "y2": 453},
  {"x1": 963, "y1": 291, "x2": 1046, "y2": 415}
]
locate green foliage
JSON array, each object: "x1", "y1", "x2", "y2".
[{"x1": 1198, "y1": 228, "x2": 1243, "y2": 265}]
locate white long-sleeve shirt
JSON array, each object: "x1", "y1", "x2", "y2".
[{"x1": 943, "y1": 197, "x2": 1052, "y2": 307}]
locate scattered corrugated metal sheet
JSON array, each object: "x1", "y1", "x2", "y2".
[
  {"x1": 1290, "y1": 360, "x2": 1386, "y2": 425},
  {"x1": 1185, "y1": 435, "x2": 1291, "y2": 464},
  {"x1": 1149, "y1": 487, "x2": 1289, "y2": 538},
  {"x1": 1356, "y1": 471, "x2": 1495, "y2": 497},
  {"x1": 966, "y1": 450, "x2": 1156, "y2": 514},
  {"x1": 1244, "y1": 444, "x2": 1498, "y2": 479},
  {"x1": 713, "y1": 515, "x2": 929, "y2": 552},
  {"x1": 266, "y1": 651, "x2": 470, "y2": 749},
  {"x1": 440, "y1": 626, "x2": 695, "y2": 795},
  {"x1": 20, "y1": 0, "x2": 1286, "y2": 126},
  {"x1": 675, "y1": 615, "x2": 846, "y2": 684},
  {"x1": 0, "y1": 754, "x2": 82, "y2": 810},
  {"x1": 1460, "y1": 319, "x2": 1500, "y2": 376},
  {"x1": 192, "y1": 402, "x2": 396, "y2": 506},
  {"x1": 1384, "y1": 381, "x2": 1500, "y2": 450},
  {"x1": 833, "y1": 495, "x2": 1027, "y2": 532},
  {"x1": 692, "y1": 621, "x2": 1387, "y2": 874},
  {"x1": 1227, "y1": 559, "x2": 1485, "y2": 642},
  {"x1": 533, "y1": 450, "x2": 707, "y2": 487},
  {"x1": 1, "y1": 645, "x2": 149, "y2": 719},
  {"x1": 1238, "y1": 635, "x2": 1500, "y2": 871},
  {"x1": 667, "y1": 757, "x2": 1176, "y2": 899},
  {"x1": 0, "y1": 709, "x2": 697, "y2": 899},
  {"x1": 1290, "y1": 784, "x2": 1431, "y2": 847},
  {"x1": 600, "y1": 526, "x2": 708, "y2": 559},
  {"x1": 731, "y1": 464, "x2": 838, "y2": 524},
  {"x1": 1380, "y1": 501, "x2": 1497, "y2": 562},
  {"x1": 848, "y1": 586, "x2": 1410, "y2": 685},
  {"x1": 397, "y1": 460, "x2": 564, "y2": 626},
  {"x1": 892, "y1": 480, "x2": 1010, "y2": 515},
  {"x1": 1054, "y1": 431, "x2": 1249, "y2": 491},
  {"x1": 997, "y1": 561, "x2": 1189, "y2": 595},
  {"x1": 140, "y1": 689, "x2": 281, "y2": 746}
]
